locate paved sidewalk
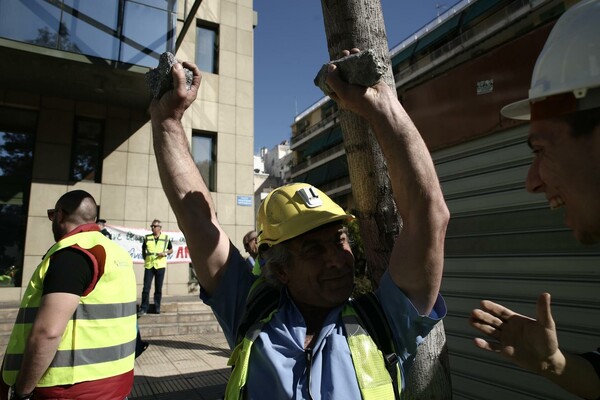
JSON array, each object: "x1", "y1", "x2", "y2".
[{"x1": 130, "y1": 331, "x2": 231, "y2": 400}]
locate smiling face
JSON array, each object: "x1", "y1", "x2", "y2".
[
  {"x1": 277, "y1": 223, "x2": 355, "y2": 309},
  {"x1": 526, "y1": 116, "x2": 600, "y2": 243}
]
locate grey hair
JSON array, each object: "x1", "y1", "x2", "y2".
[{"x1": 259, "y1": 242, "x2": 292, "y2": 289}]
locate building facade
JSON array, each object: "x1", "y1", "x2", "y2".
[
  {"x1": 0, "y1": 0, "x2": 256, "y2": 301},
  {"x1": 290, "y1": 0, "x2": 599, "y2": 399}
]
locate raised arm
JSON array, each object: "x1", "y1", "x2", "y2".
[
  {"x1": 149, "y1": 61, "x2": 230, "y2": 295},
  {"x1": 325, "y1": 51, "x2": 449, "y2": 315}
]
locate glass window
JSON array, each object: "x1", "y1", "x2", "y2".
[
  {"x1": 0, "y1": 107, "x2": 37, "y2": 288},
  {"x1": 130, "y1": 0, "x2": 177, "y2": 12},
  {"x1": 196, "y1": 23, "x2": 218, "y2": 74},
  {"x1": 70, "y1": 118, "x2": 104, "y2": 182},
  {"x1": 0, "y1": 0, "x2": 178, "y2": 68},
  {"x1": 120, "y1": 0, "x2": 176, "y2": 67},
  {"x1": 191, "y1": 132, "x2": 216, "y2": 192},
  {"x1": 0, "y1": 0, "x2": 62, "y2": 49},
  {"x1": 60, "y1": 0, "x2": 120, "y2": 59}
]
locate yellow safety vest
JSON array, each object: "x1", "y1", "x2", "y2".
[
  {"x1": 224, "y1": 303, "x2": 402, "y2": 399},
  {"x1": 144, "y1": 233, "x2": 169, "y2": 269},
  {"x1": 2, "y1": 230, "x2": 137, "y2": 387}
]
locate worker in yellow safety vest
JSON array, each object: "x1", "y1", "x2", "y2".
[
  {"x1": 138, "y1": 219, "x2": 172, "y2": 316},
  {"x1": 1, "y1": 190, "x2": 136, "y2": 400}
]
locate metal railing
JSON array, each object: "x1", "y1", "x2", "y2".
[{"x1": 291, "y1": 112, "x2": 339, "y2": 147}]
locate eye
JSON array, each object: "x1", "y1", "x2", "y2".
[{"x1": 303, "y1": 243, "x2": 324, "y2": 258}]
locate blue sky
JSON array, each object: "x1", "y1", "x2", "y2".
[{"x1": 253, "y1": 0, "x2": 457, "y2": 153}]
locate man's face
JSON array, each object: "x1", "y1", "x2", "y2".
[
  {"x1": 526, "y1": 118, "x2": 600, "y2": 243},
  {"x1": 244, "y1": 235, "x2": 258, "y2": 257},
  {"x1": 151, "y1": 222, "x2": 162, "y2": 235},
  {"x1": 48, "y1": 205, "x2": 64, "y2": 241},
  {"x1": 279, "y1": 223, "x2": 355, "y2": 309}
]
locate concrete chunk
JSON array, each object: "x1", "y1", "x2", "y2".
[
  {"x1": 314, "y1": 49, "x2": 387, "y2": 96},
  {"x1": 145, "y1": 52, "x2": 194, "y2": 99}
]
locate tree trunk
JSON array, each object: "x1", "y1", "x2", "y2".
[{"x1": 320, "y1": 1, "x2": 452, "y2": 398}]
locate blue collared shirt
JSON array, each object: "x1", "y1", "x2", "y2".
[{"x1": 201, "y1": 247, "x2": 446, "y2": 399}]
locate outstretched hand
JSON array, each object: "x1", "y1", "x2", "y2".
[
  {"x1": 470, "y1": 293, "x2": 562, "y2": 374},
  {"x1": 150, "y1": 61, "x2": 202, "y2": 122}
]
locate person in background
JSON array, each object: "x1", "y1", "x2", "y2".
[
  {"x1": 96, "y1": 218, "x2": 112, "y2": 239},
  {"x1": 138, "y1": 219, "x2": 172, "y2": 316},
  {"x1": 242, "y1": 230, "x2": 263, "y2": 274},
  {"x1": 470, "y1": 1, "x2": 600, "y2": 398},
  {"x1": 1, "y1": 190, "x2": 136, "y2": 400}
]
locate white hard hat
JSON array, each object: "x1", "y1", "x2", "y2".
[{"x1": 501, "y1": 0, "x2": 600, "y2": 120}]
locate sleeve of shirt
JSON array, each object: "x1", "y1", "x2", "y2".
[
  {"x1": 375, "y1": 270, "x2": 447, "y2": 375},
  {"x1": 43, "y1": 247, "x2": 94, "y2": 296},
  {"x1": 167, "y1": 239, "x2": 173, "y2": 250},
  {"x1": 199, "y1": 243, "x2": 257, "y2": 349},
  {"x1": 581, "y1": 349, "x2": 600, "y2": 379}
]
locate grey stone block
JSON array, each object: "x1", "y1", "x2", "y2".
[
  {"x1": 314, "y1": 49, "x2": 387, "y2": 96},
  {"x1": 145, "y1": 52, "x2": 194, "y2": 99}
]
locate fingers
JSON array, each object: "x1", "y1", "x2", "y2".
[
  {"x1": 480, "y1": 299, "x2": 516, "y2": 322},
  {"x1": 473, "y1": 337, "x2": 499, "y2": 352},
  {"x1": 470, "y1": 309, "x2": 503, "y2": 338},
  {"x1": 182, "y1": 61, "x2": 202, "y2": 87},
  {"x1": 536, "y1": 292, "x2": 555, "y2": 331},
  {"x1": 171, "y1": 61, "x2": 202, "y2": 97}
]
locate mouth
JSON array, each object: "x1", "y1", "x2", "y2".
[{"x1": 548, "y1": 195, "x2": 565, "y2": 210}]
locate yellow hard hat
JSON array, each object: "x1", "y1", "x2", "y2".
[{"x1": 256, "y1": 183, "x2": 354, "y2": 247}]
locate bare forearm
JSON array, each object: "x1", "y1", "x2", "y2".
[
  {"x1": 366, "y1": 89, "x2": 448, "y2": 313},
  {"x1": 15, "y1": 334, "x2": 62, "y2": 394},
  {"x1": 151, "y1": 118, "x2": 209, "y2": 214},
  {"x1": 543, "y1": 352, "x2": 600, "y2": 399},
  {"x1": 150, "y1": 116, "x2": 229, "y2": 294}
]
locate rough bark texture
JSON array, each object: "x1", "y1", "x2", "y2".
[{"x1": 320, "y1": 1, "x2": 452, "y2": 398}]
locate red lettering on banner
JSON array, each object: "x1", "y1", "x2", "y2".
[{"x1": 175, "y1": 246, "x2": 189, "y2": 259}]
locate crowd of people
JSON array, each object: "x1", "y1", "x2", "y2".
[{"x1": 1, "y1": 1, "x2": 598, "y2": 398}]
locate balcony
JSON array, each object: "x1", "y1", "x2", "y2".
[{"x1": 291, "y1": 111, "x2": 339, "y2": 149}]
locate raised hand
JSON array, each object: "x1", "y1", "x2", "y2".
[{"x1": 470, "y1": 293, "x2": 562, "y2": 374}]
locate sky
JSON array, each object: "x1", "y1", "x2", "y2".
[{"x1": 253, "y1": 0, "x2": 459, "y2": 153}]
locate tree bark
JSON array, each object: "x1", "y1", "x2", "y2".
[{"x1": 320, "y1": 1, "x2": 452, "y2": 398}]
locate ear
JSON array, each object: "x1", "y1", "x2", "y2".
[{"x1": 274, "y1": 264, "x2": 289, "y2": 285}]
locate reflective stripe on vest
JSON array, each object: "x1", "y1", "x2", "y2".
[
  {"x1": 341, "y1": 305, "x2": 400, "y2": 399},
  {"x1": 224, "y1": 305, "x2": 401, "y2": 399},
  {"x1": 14, "y1": 301, "x2": 137, "y2": 324},
  {"x1": 2, "y1": 231, "x2": 137, "y2": 387},
  {"x1": 144, "y1": 233, "x2": 169, "y2": 269}
]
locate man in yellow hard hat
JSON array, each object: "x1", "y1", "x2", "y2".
[
  {"x1": 470, "y1": 1, "x2": 600, "y2": 398},
  {"x1": 149, "y1": 49, "x2": 449, "y2": 398}
]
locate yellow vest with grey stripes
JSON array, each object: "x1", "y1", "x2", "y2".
[
  {"x1": 2, "y1": 231, "x2": 137, "y2": 387},
  {"x1": 225, "y1": 304, "x2": 402, "y2": 399},
  {"x1": 144, "y1": 233, "x2": 169, "y2": 269}
]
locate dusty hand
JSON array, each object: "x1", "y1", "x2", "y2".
[
  {"x1": 149, "y1": 61, "x2": 202, "y2": 122},
  {"x1": 470, "y1": 293, "x2": 562, "y2": 374},
  {"x1": 324, "y1": 48, "x2": 394, "y2": 120}
]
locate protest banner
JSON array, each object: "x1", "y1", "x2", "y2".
[{"x1": 104, "y1": 225, "x2": 190, "y2": 264}]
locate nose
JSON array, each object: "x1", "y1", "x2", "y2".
[
  {"x1": 525, "y1": 157, "x2": 544, "y2": 193},
  {"x1": 322, "y1": 242, "x2": 351, "y2": 269}
]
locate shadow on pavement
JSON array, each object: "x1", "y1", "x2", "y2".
[{"x1": 130, "y1": 368, "x2": 231, "y2": 400}]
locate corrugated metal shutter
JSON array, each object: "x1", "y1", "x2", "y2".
[{"x1": 433, "y1": 125, "x2": 600, "y2": 400}]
